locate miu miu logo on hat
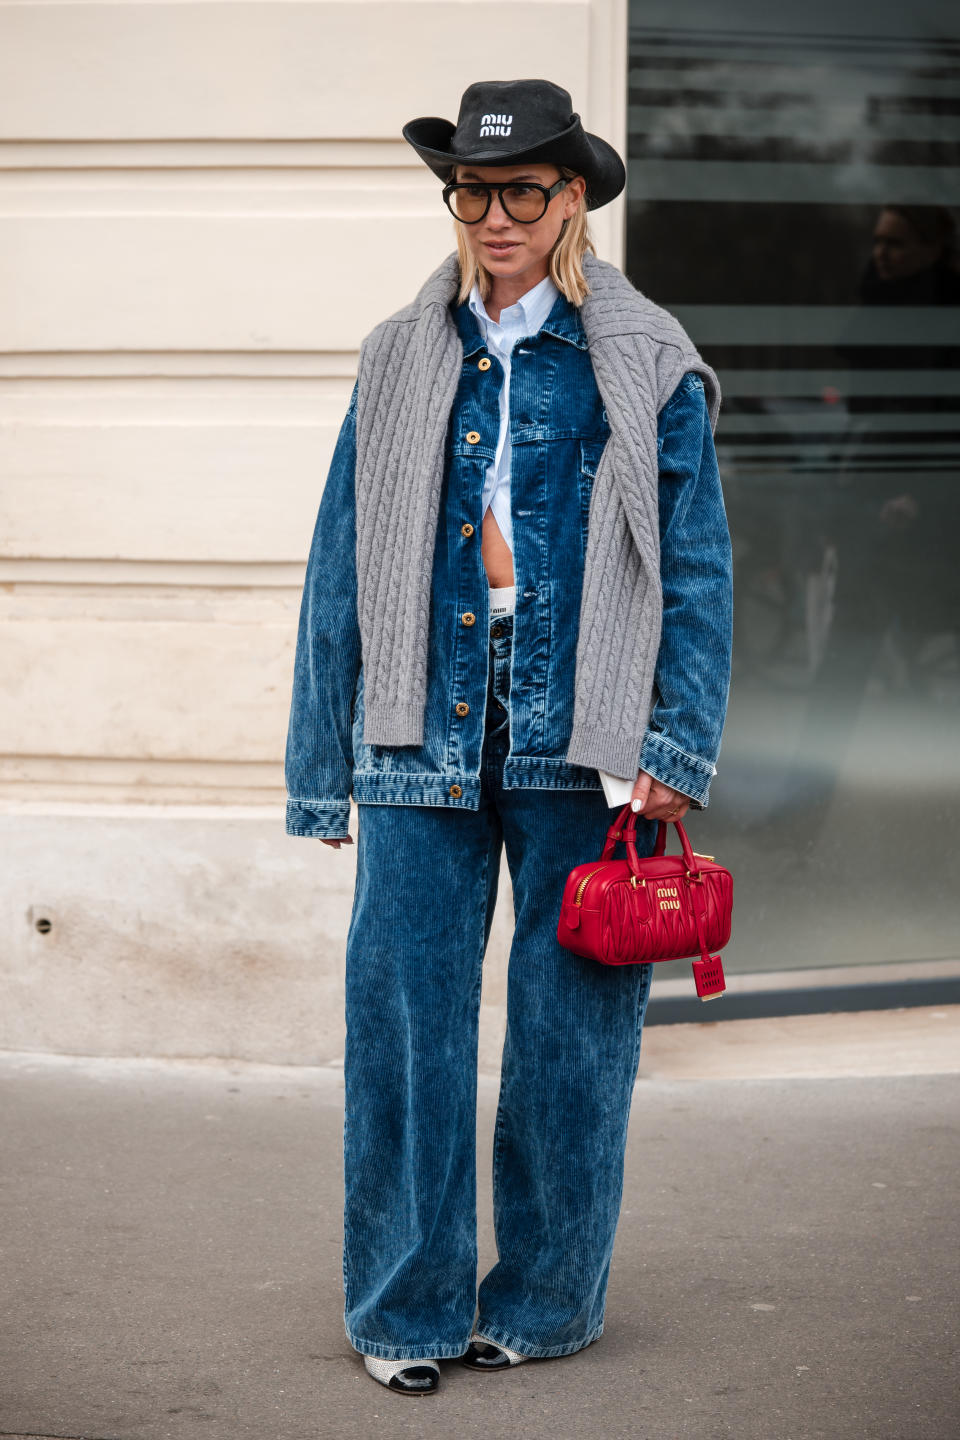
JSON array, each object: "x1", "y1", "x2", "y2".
[{"x1": 479, "y1": 113, "x2": 513, "y2": 137}]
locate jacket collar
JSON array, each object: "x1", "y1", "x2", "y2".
[{"x1": 452, "y1": 280, "x2": 588, "y2": 356}]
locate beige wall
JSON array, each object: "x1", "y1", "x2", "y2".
[{"x1": 0, "y1": 0, "x2": 627, "y2": 1061}]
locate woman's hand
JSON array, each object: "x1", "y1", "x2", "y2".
[
  {"x1": 630, "y1": 769, "x2": 690, "y2": 822},
  {"x1": 320, "y1": 836, "x2": 354, "y2": 849}
]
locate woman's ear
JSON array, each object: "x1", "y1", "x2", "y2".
[{"x1": 563, "y1": 174, "x2": 587, "y2": 217}]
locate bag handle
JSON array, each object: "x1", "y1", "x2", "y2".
[{"x1": 601, "y1": 803, "x2": 701, "y2": 880}]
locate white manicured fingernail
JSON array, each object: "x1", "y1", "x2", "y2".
[{"x1": 631, "y1": 799, "x2": 641, "y2": 812}]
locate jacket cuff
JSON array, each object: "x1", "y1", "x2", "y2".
[
  {"x1": 285, "y1": 799, "x2": 352, "y2": 839},
  {"x1": 638, "y1": 731, "x2": 717, "y2": 809}
]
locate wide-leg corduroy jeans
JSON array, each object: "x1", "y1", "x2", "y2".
[{"x1": 342, "y1": 612, "x2": 655, "y2": 1361}]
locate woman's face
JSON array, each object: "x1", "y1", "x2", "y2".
[
  {"x1": 453, "y1": 162, "x2": 586, "y2": 288},
  {"x1": 872, "y1": 208, "x2": 940, "y2": 282}
]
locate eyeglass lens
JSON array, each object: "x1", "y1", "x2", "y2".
[{"x1": 449, "y1": 184, "x2": 548, "y2": 223}]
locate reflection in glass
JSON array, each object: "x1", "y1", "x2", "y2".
[{"x1": 626, "y1": 2, "x2": 960, "y2": 975}]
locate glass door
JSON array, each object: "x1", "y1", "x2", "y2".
[{"x1": 627, "y1": 0, "x2": 960, "y2": 975}]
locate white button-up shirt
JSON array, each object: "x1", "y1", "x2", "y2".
[{"x1": 467, "y1": 272, "x2": 560, "y2": 555}]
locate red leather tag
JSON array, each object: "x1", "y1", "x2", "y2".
[
  {"x1": 562, "y1": 902, "x2": 581, "y2": 931},
  {"x1": 692, "y1": 954, "x2": 726, "y2": 1000}
]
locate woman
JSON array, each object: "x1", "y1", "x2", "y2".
[{"x1": 285, "y1": 79, "x2": 733, "y2": 1395}]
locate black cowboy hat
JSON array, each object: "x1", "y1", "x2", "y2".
[{"x1": 403, "y1": 78, "x2": 625, "y2": 211}]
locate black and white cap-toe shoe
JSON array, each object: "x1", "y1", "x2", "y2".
[
  {"x1": 462, "y1": 1335, "x2": 529, "y2": 1371},
  {"x1": 362, "y1": 1354, "x2": 440, "y2": 1394}
]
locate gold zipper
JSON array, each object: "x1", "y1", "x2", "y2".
[
  {"x1": 574, "y1": 854, "x2": 716, "y2": 907},
  {"x1": 574, "y1": 864, "x2": 608, "y2": 906}
]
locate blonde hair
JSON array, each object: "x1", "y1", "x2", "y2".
[{"x1": 452, "y1": 165, "x2": 595, "y2": 306}]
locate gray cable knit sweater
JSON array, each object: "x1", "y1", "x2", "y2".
[{"x1": 353, "y1": 249, "x2": 721, "y2": 780}]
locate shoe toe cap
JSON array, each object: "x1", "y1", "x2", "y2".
[
  {"x1": 388, "y1": 1365, "x2": 440, "y2": 1393},
  {"x1": 463, "y1": 1341, "x2": 513, "y2": 1370}
]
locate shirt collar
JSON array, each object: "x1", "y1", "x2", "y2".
[{"x1": 467, "y1": 272, "x2": 559, "y2": 338}]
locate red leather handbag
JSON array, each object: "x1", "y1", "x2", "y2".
[{"x1": 556, "y1": 803, "x2": 732, "y2": 1000}]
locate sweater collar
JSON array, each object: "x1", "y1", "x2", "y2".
[
  {"x1": 406, "y1": 249, "x2": 645, "y2": 333},
  {"x1": 406, "y1": 249, "x2": 637, "y2": 332}
]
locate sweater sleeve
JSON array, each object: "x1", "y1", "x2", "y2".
[
  {"x1": 637, "y1": 370, "x2": 733, "y2": 809},
  {"x1": 284, "y1": 383, "x2": 362, "y2": 838}
]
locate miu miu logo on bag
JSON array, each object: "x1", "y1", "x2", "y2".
[
  {"x1": 657, "y1": 885, "x2": 681, "y2": 911},
  {"x1": 480, "y1": 113, "x2": 513, "y2": 136}
]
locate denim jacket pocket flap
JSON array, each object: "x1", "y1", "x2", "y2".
[{"x1": 578, "y1": 439, "x2": 608, "y2": 477}]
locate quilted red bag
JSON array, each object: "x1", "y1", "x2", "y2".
[{"x1": 556, "y1": 803, "x2": 732, "y2": 1000}]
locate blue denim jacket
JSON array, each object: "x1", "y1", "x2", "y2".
[{"x1": 285, "y1": 288, "x2": 732, "y2": 839}]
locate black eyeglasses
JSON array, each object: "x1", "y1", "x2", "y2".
[{"x1": 442, "y1": 178, "x2": 570, "y2": 225}]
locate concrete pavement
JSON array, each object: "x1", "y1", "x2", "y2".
[{"x1": 1, "y1": 1011, "x2": 958, "y2": 1440}]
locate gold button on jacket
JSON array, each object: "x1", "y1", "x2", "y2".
[
  {"x1": 449, "y1": 783, "x2": 463, "y2": 798},
  {"x1": 461, "y1": 522, "x2": 475, "y2": 537},
  {"x1": 461, "y1": 611, "x2": 476, "y2": 626},
  {"x1": 455, "y1": 701, "x2": 470, "y2": 717},
  {"x1": 477, "y1": 357, "x2": 492, "y2": 371},
  {"x1": 466, "y1": 431, "x2": 481, "y2": 444}
]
